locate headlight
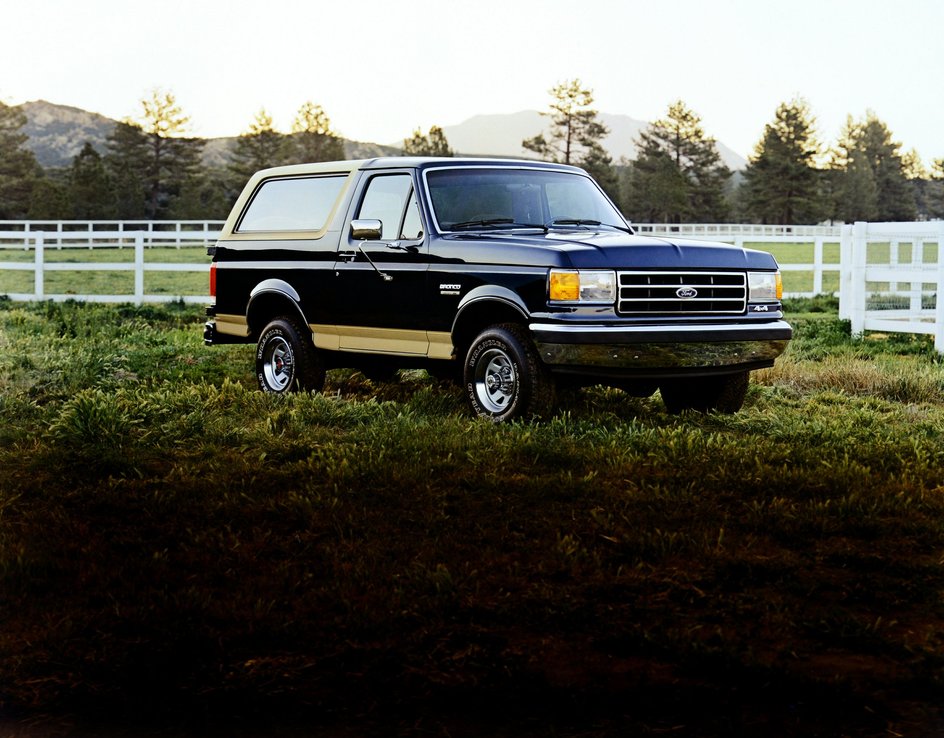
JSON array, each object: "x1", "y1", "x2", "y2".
[
  {"x1": 748, "y1": 271, "x2": 783, "y2": 301},
  {"x1": 549, "y1": 269, "x2": 616, "y2": 304}
]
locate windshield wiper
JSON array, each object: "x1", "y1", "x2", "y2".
[
  {"x1": 548, "y1": 218, "x2": 633, "y2": 233},
  {"x1": 448, "y1": 218, "x2": 546, "y2": 231}
]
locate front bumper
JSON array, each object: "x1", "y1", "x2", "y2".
[{"x1": 530, "y1": 320, "x2": 792, "y2": 376}]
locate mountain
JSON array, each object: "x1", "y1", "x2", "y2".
[
  {"x1": 18, "y1": 100, "x2": 116, "y2": 167},
  {"x1": 15, "y1": 100, "x2": 747, "y2": 171},
  {"x1": 15, "y1": 100, "x2": 406, "y2": 169},
  {"x1": 435, "y1": 110, "x2": 747, "y2": 170}
]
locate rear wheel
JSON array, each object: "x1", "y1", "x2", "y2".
[
  {"x1": 256, "y1": 317, "x2": 325, "y2": 394},
  {"x1": 659, "y1": 372, "x2": 749, "y2": 414},
  {"x1": 463, "y1": 323, "x2": 556, "y2": 422}
]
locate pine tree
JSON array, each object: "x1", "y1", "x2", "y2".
[
  {"x1": 580, "y1": 142, "x2": 620, "y2": 204},
  {"x1": 902, "y1": 148, "x2": 930, "y2": 219},
  {"x1": 27, "y1": 176, "x2": 71, "y2": 219},
  {"x1": 622, "y1": 151, "x2": 688, "y2": 222},
  {"x1": 402, "y1": 125, "x2": 454, "y2": 156},
  {"x1": 831, "y1": 112, "x2": 916, "y2": 222},
  {"x1": 742, "y1": 99, "x2": 824, "y2": 224},
  {"x1": 624, "y1": 101, "x2": 730, "y2": 223},
  {"x1": 523, "y1": 80, "x2": 610, "y2": 161},
  {"x1": 287, "y1": 102, "x2": 345, "y2": 164},
  {"x1": 228, "y1": 109, "x2": 288, "y2": 187},
  {"x1": 169, "y1": 168, "x2": 232, "y2": 220},
  {"x1": 929, "y1": 159, "x2": 944, "y2": 220},
  {"x1": 836, "y1": 148, "x2": 879, "y2": 221},
  {"x1": 136, "y1": 89, "x2": 205, "y2": 219},
  {"x1": 523, "y1": 79, "x2": 617, "y2": 199},
  {"x1": 0, "y1": 101, "x2": 41, "y2": 218},
  {"x1": 104, "y1": 121, "x2": 149, "y2": 218},
  {"x1": 68, "y1": 142, "x2": 113, "y2": 218}
]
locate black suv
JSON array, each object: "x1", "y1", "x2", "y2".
[{"x1": 205, "y1": 157, "x2": 791, "y2": 420}]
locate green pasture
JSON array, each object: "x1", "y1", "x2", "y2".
[{"x1": 1, "y1": 297, "x2": 943, "y2": 736}]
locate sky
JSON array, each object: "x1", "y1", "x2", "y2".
[{"x1": 3, "y1": 0, "x2": 943, "y2": 164}]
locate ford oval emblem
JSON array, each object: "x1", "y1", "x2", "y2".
[{"x1": 676, "y1": 286, "x2": 698, "y2": 299}]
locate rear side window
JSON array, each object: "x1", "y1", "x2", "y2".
[{"x1": 237, "y1": 175, "x2": 347, "y2": 232}]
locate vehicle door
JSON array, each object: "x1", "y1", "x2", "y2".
[{"x1": 333, "y1": 171, "x2": 429, "y2": 354}]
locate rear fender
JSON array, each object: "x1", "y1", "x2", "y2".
[{"x1": 247, "y1": 280, "x2": 308, "y2": 338}]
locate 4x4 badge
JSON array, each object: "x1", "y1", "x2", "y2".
[{"x1": 676, "y1": 287, "x2": 698, "y2": 299}]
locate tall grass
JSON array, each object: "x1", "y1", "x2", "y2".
[{"x1": 1, "y1": 297, "x2": 944, "y2": 736}]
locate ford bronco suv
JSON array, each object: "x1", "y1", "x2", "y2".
[{"x1": 205, "y1": 157, "x2": 791, "y2": 421}]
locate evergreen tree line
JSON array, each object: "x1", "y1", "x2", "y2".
[
  {"x1": 0, "y1": 92, "x2": 349, "y2": 221},
  {"x1": 2, "y1": 86, "x2": 943, "y2": 224},
  {"x1": 524, "y1": 81, "x2": 944, "y2": 224}
]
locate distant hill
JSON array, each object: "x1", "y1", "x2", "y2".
[
  {"x1": 19, "y1": 100, "x2": 116, "y2": 167},
  {"x1": 434, "y1": 110, "x2": 748, "y2": 170},
  {"x1": 15, "y1": 100, "x2": 403, "y2": 170},
  {"x1": 16, "y1": 100, "x2": 747, "y2": 171}
]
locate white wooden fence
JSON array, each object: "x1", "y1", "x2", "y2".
[
  {"x1": 837, "y1": 221, "x2": 944, "y2": 352},
  {"x1": 1, "y1": 220, "x2": 942, "y2": 352},
  {"x1": 0, "y1": 221, "x2": 223, "y2": 304}
]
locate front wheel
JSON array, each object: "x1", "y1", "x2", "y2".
[
  {"x1": 255, "y1": 317, "x2": 325, "y2": 394},
  {"x1": 659, "y1": 371, "x2": 749, "y2": 414},
  {"x1": 463, "y1": 323, "x2": 556, "y2": 422}
]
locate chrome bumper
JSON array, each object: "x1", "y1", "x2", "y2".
[{"x1": 530, "y1": 320, "x2": 792, "y2": 373}]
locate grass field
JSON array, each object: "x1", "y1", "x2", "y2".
[{"x1": 1, "y1": 297, "x2": 944, "y2": 736}]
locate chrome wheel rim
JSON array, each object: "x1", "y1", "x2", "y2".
[
  {"x1": 474, "y1": 347, "x2": 517, "y2": 414},
  {"x1": 262, "y1": 336, "x2": 294, "y2": 391}
]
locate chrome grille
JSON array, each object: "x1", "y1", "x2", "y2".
[{"x1": 617, "y1": 271, "x2": 747, "y2": 315}]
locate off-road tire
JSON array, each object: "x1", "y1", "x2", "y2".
[
  {"x1": 255, "y1": 317, "x2": 325, "y2": 394},
  {"x1": 463, "y1": 323, "x2": 557, "y2": 422}
]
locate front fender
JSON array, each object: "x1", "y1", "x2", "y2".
[
  {"x1": 455, "y1": 285, "x2": 530, "y2": 326},
  {"x1": 450, "y1": 286, "x2": 532, "y2": 351}
]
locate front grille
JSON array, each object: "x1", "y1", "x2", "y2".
[{"x1": 617, "y1": 271, "x2": 746, "y2": 315}]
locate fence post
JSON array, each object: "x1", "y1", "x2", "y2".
[
  {"x1": 33, "y1": 232, "x2": 44, "y2": 299},
  {"x1": 911, "y1": 236, "x2": 925, "y2": 316},
  {"x1": 838, "y1": 224, "x2": 852, "y2": 320},
  {"x1": 848, "y1": 222, "x2": 868, "y2": 335},
  {"x1": 813, "y1": 236, "x2": 824, "y2": 295},
  {"x1": 936, "y1": 222, "x2": 944, "y2": 353},
  {"x1": 889, "y1": 238, "x2": 899, "y2": 295},
  {"x1": 134, "y1": 233, "x2": 145, "y2": 305}
]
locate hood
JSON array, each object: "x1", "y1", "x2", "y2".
[{"x1": 439, "y1": 229, "x2": 780, "y2": 271}]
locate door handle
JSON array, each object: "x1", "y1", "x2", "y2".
[{"x1": 337, "y1": 250, "x2": 357, "y2": 262}]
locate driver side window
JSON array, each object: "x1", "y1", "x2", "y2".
[{"x1": 357, "y1": 174, "x2": 424, "y2": 240}]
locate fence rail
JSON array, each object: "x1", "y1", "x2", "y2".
[
  {"x1": 0, "y1": 219, "x2": 224, "y2": 244},
  {"x1": 838, "y1": 221, "x2": 944, "y2": 352},
  {"x1": 0, "y1": 226, "x2": 219, "y2": 304},
  {"x1": 1, "y1": 220, "x2": 942, "y2": 351},
  {"x1": 634, "y1": 223, "x2": 842, "y2": 238}
]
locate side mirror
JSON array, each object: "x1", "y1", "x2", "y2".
[{"x1": 350, "y1": 219, "x2": 383, "y2": 241}]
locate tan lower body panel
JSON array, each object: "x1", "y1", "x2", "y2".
[
  {"x1": 310, "y1": 324, "x2": 454, "y2": 360},
  {"x1": 215, "y1": 313, "x2": 250, "y2": 338}
]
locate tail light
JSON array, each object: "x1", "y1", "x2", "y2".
[{"x1": 209, "y1": 262, "x2": 217, "y2": 297}]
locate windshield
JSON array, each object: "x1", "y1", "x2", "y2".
[{"x1": 425, "y1": 168, "x2": 628, "y2": 233}]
